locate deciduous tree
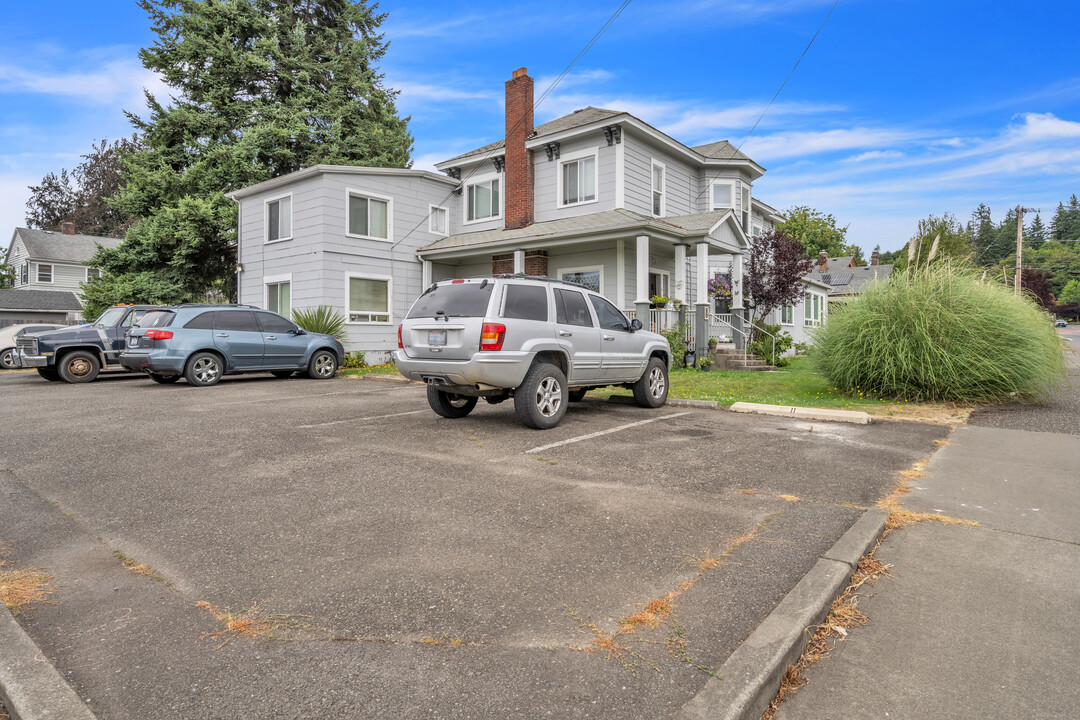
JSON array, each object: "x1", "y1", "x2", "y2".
[
  {"x1": 778, "y1": 206, "x2": 858, "y2": 260},
  {"x1": 744, "y1": 229, "x2": 816, "y2": 336},
  {"x1": 893, "y1": 213, "x2": 973, "y2": 272}
]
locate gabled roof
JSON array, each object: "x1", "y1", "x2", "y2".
[
  {"x1": 817, "y1": 256, "x2": 856, "y2": 272},
  {"x1": 417, "y1": 208, "x2": 740, "y2": 257},
  {"x1": 0, "y1": 289, "x2": 82, "y2": 311},
  {"x1": 806, "y1": 264, "x2": 894, "y2": 296},
  {"x1": 692, "y1": 140, "x2": 751, "y2": 161},
  {"x1": 11, "y1": 228, "x2": 122, "y2": 264},
  {"x1": 225, "y1": 164, "x2": 458, "y2": 200},
  {"x1": 439, "y1": 107, "x2": 623, "y2": 165}
]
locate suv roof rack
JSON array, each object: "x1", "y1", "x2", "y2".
[
  {"x1": 174, "y1": 303, "x2": 260, "y2": 309},
  {"x1": 495, "y1": 273, "x2": 592, "y2": 291}
]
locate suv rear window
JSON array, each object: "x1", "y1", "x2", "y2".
[
  {"x1": 407, "y1": 282, "x2": 494, "y2": 319},
  {"x1": 136, "y1": 311, "x2": 175, "y2": 328}
]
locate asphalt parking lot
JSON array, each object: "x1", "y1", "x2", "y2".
[{"x1": 0, "y1": 369, "x2": 948, "y2": 719}]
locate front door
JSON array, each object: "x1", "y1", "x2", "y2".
[
  {"x1": 213, "y1": 310, "x2": 264, "y2": 369},
  {"x1": 589, "y1": 295, "x2": 646, "y2": 382},
  {"x1": 553, "y1": 288, "x2": 602, "y2": 382}
]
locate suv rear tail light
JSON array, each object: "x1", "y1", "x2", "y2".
[
  {"x1": 479, "y1": 323, "x2": 505, "y2": 351},
  {"x1": 144, "y1": 330, "x2": 174, "y2": 341},
  {"x1": 397, "y1": 324, "x2": 403, "y2": 349}
]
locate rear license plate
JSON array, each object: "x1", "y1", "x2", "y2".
[{"x1": 428, "y1": 330, "x2": 447, "y2": 346}]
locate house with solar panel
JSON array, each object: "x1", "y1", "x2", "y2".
[
  {"x1": 229, "y1": 68, "x2": 830, "y2": 364},
  {"x1": 1, "y1": 224, "x2": 119, "y2": 327},
  {"x1": 805, "y1": 252, "x2": 893, "y2": 302}
]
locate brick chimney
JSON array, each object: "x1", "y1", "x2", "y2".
[
  {"x1": 60, "y1": 221, "x2": 76, "y2": 235},
  {"x1": 818, "y1": 251, "x2": 829, "y2": 272},
  {"x1": 504, "y1": 67, "x2": 534, "y2": 230},
  {"x1": 871, "y1": 250, "x2": 880, "y2": 266}
]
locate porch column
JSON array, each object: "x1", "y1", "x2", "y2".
[
  {"x1": 421, "y1": 259, "x2": 432, "y2": 288},
  {"x1": 673, "y1": 243, "x2": 687, "y2": 305},
  {"x1": 731, "y1": 252, "x2": 745, "y2": 349},
  {"x1": 616, "y1": 239, "x2": 626, "y2": 309},
  {"x1": 695, "y1": 241, "x2": 709, "y2": 357},
  {"x1": 513, "y1": 249, "x2": 525, "y2": 274},
  {"x1": 634, "y1": 235, "x2": 650, "y2": 320}
]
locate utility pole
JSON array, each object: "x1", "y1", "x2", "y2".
[{"x1": 1015, "y1": 206, "x2": 1039, "y2": 296}]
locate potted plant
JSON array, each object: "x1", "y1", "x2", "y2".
[
  {"x1": 650, "y1": 295, "x2": 671, "y2": 309},
  {"x1": 696, "y1": 356, "x2": 714, "y2": 371},
  {"x1": 708, "y1": 337, "x2": 718, "y2": 350}
]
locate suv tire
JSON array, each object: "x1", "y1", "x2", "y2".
[
  {"x1": 185, "y1": 352, "x2": 223, "y2": 387},
  {"x1": 632, "y1": 357, "x2": 668, "y2": 408},
  {"x1": 58, "y1": 351, "x2": 101, "y2": 383},
  {"x1": 515, "y1": 362, "x2": 569, "y2": 430},
  {"x1": 37, "y1": 367, "x2": 61, "y2": 382},
  {"x1": 307, "y1": 350, "x2": 338, "y2": 380},
  {"x1": 427, "y1": 386, "x2": 479, "y2": 418}
]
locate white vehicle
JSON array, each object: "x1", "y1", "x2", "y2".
[
  {"x1": 0, "y1": 323, "x2": 66, "y2": 369},
  {"x1": 395, "y1": 275, "x2": 672, "y2": 429}
]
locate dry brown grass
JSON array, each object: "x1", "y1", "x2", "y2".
[
  {"x1": 112, "y1": 550, "x2": 165, "y2": 582},
  {"x1": 194, "y1": 601, "x2": 297, "y2": 650},
  {"x1": 776, "y1": 494, "x2": 801, "y2": 502},
  {"x1": 863, "y1": 402, "x2": 973, "y2": 426},
  {"x1": 0, "y1": 560, "x2": 56, "y2": 616},
  {"x1": 420, "y1": 635, "x2": 469, "y2": 647},
  {"x1": 876, "y1": 457, "x2": 980, "y2": 535},
  {"x1": 740, "y1": 489, "x2": 759, "y2": 495},
  {"x1": 0, "y1": 695, "x2": 9, "y2": 720}
]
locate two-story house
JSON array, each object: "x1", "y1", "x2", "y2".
[
  {"x1": 0, "y1": 224, "x2": 119, "y2": 326},
  {"x1": 229, "y1": 68, "x2": 829, "y2": 361}
]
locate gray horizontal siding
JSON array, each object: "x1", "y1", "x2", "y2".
[{"x1": 533, "y1": 137, "x2": 616, "y2": 223}]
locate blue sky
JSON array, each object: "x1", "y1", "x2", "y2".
[{"x1": 2, "y1": 0, "x2": 1078, "y2": 255}]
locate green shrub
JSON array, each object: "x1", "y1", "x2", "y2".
[
  {"x1": 660, "y1": 320, "x2": 689, "y2": 366},
  {"x1": 292, "y1": 305, "x2": 346, "y2": 337},
  {"x1": 341, "y1": 351, "x2": 366, "y2": 369},
  {"x1": 812, "y1": 263, "x2": 1066, "y2": 402},
  {"x1": 749, "y1": 323, "x2": 793, "y2": 367}
]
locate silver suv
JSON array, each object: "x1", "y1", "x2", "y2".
[{"x1": 395, "y1": 275, "x2": 671, "y2": 429}]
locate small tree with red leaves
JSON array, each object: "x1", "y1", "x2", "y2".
[
  {"x1": 1020, "y1": 268, "x2": 1056, "y2": 310},
  {"x1": 744, "y1": 229, "x2": 816, "y2": 338}
]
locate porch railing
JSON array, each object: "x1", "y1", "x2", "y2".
[{"x1": 625, "y1": 308, "x2": 695, "y2": 350}]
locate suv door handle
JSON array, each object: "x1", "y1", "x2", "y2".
[
  {"x1": 603, "y1": 334, "x2": 615, "y2": 341},
  {"x1": 265, "y1": 336, "x2": 277, "y2": 341},
  {"x1": 558, "y1": 330, "x2": 573, "y2": 337},
  {"x1": 216, "y1": 333, "x2": 229, "y2": 337}
]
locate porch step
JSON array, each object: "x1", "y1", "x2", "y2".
[{"x1": 710, "y1": 348, "x2": 776, "y2": 372}]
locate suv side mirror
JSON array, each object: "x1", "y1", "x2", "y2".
[
  {"x1": 293, "y1": 328, "x2": 307, "y2": 335},
  {"x1": 630, "y1": 318, "x2": 643, "y2": 332}
]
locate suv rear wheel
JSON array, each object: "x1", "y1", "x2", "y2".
[
  {"x1": 58, "y1": 351, "x2": 101, "y2": 383},
  {"x1": 632, "y1": 357, "x2": 668, "y2": 408},
  {"x1": 427, "y1": 386, "x2": 479, "y2": 418},
  {"x1": 515, "y1": 362, "x2": 568, "y2": 430}
]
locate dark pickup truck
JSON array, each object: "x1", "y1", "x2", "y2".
[{"x1": 13, "y1": 305, "x2": 160, "y2": 383}]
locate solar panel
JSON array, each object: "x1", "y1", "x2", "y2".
[{"x1": 821, "y1": 272, "x2": 853, "y2": 286}]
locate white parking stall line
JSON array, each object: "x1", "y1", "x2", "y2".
[
  {"x1": 525, "y1": 412, "x2": 691, "y2": 454},
  {"x1": 297, "y1": 409, "x2": 427, "y2": 429}
]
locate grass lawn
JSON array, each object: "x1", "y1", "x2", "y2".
[
  {"x1": 601, "y1": 357, "x2": 972, "y2": 424},
  {"x1": 339, "y1": 362, "x2": 400, "y2": 378}
]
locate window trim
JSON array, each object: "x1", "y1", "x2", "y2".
[
  {"x1": 463, "y1": 171, "x2": 503, "y2": 226},
  {"x1": 36, "y1": 263, "x2": 53, "y2": 284},
  {"x1": 428, "y1": 204, "x2": 449, "y2": 237},
  {"x1": 264, "y1": 192, "x2": 293, "y2": 244},
  {"x1": 780, "y1": 302, "x2": 794, "y2": 326},
  {"x1": 556, "y1": 147, "x2": 600, "y2": 209},
  {"x1": 85, "y1": 267, "x2": 101, "y2": 282},
  {"x1": 555, "y1": 264, "x2": 604, "y2": 295},
  {"x1": 264, "y1": 273, "x2": 293, "y2": 318},
  {"x1": 345, "y1": 188, "x2": 394, "y2": 242},
  {"x1": 345, "y1": 272, "x2": 393, "y2": 325},
  {"x1": 709, "y1": 179, "x2": 737, "y2": 211},
  {"x1": 20, "y1": 262, "x2": 28, "y2": 285},
  {"x1": 651, "y1": 160, "x2": 666, "y2": 217}
]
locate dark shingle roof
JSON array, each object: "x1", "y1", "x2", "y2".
[
  {"x1": 0, "y1": 289, "x2": 82, "y2": 311},
  {"x1": 12, "y1": 228, "x2": 122, "y2": 264},
  {"x1": 806, "y1": 264, "x2": 894, "y2": 296},
  {"x1": 691, "y1": 140, "x2": 751, "y2": 161},
  {"x1": 441, "y1": 107, "x2": 623, "y2": 165}
]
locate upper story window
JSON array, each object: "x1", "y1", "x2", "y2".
[
  {"x1": 651, "y1": 161, "x2": 665, "y2": 217},
  {"x1": 559, "y1": 151, "x2": 597, "y2": 207},
  {"x1": 466, "y1": 176, "x2": 501, "y2": 223},
  {"x1": 266, "y1": 195, "x2": 292, "y2": 242},
  {"x1": 20, "y1": 263, "x2": 28, "y2": 285},
  {"x1": 429, "y1": 205, "x2": 448, "y2": 236},
  {"x1": 347, "y1": 190, "x2": 391, "y2": 241},
  {"x1": 86, "y1": 267, "x2": 101, "y2": 282},
  {"x1": 37, "y1": 263, "x2": 53, "y2": 283},
  {"x1": 710, "y1": 180, "x2": 736, "y2": 211}
]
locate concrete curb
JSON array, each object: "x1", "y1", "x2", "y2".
[
  {"x1": 0, "y1": 609, "x2": 97, "y2": 720},
  {"x1": 730, "y1": 402, "x2": 872, "y2": 425},
  {"x1": 667, "y1": 399, "x2": 723, "y2": 410},
  {"x1": 356, "y1": 373, "x2": 413, "y2": 384},
  {"x1": 675, "y1": 509, "x2": 888, "y2": 720}
]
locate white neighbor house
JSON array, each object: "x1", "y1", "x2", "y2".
[{"x1": 229, "y1": 68, "x2": 829, "y2": 362}]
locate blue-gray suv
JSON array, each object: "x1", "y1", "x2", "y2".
[{"x1": 119, "y1": 305, "x2": 344, "y2": 387}]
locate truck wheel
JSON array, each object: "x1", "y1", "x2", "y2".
[
  {"x1": 427, "y1": 386, "x2": 478, "y2": 418},
  {"x1": 632, "y1": 357, "x2": 668, "y2": 408},
  {"x1": 514, "y1": 362, "x2": 568, "y2": 430},
  {"x1": 148, "y1": 373, "x2": 181, "y2": 384},
  {"x1": 37, "y1": 367, "x2": 61, "y2": 382},
  {"x1": 58, "y1": 351, "x2": 101, "y2": 383},
  {"x1": 0, "y1": 348, "x2": 15, "y2": 369},
  {"x1": 307, "y1": 350, "x2": 338, "y2": 379},
  {"x1": 185, "y1": 352, "x2": 223, "y2": 387}
]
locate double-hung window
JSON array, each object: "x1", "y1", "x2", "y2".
[
  {"x1": 466, "y1": 177, "x2": 500, "y2": 222},
  {"x1": 780, "y1": 303, "x2": 794, "y2": 325},
  {"x1": 266, "y1": 195, "x2": 292, "y2": 242},
  {"x1": 710, "y1": 180, "x2": 736, "y2": 211},
  {"x1": 86, "y1": 267, "x2": 101, "y2": 282},
  {"x1": 37, "y1": 263, "x2": 53, "y2": 283},
  {"x1": 267, "y1": 280, "x2": 291, "y2": 317},
  {"x1": 560, "y1": 153, "x2": 596, "y2": 206},
  {"x1": 651, "y1": 161, "x2": 665, "y2": 216},
  {"x1": 348, "y1": 275, "x2": 391, "y2": 324},
  {"x1": 804, "y1": 293, "x2": 822, "y2": 327},
  {"x1": 347, "y1": 191, "x2": 390, "y2": 240},
  {"x1": 429, "y1": 205, "x2": 448, "y2": 236},
  {"x1": 20, "y1": 263, "x2": 28, "y2": 285}
]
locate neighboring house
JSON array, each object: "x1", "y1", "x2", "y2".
[
  {"x1": 230, "y1": 67, "x2": 800, "y2": 360},
  {"x1": 805, "y1": 251, "x2": 894, "y2": 303},
  {"x1": 1, "y1": 224, "x2": 121, "y2": 326}
]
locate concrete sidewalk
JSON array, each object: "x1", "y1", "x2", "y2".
[{"x1": 775, "y1": 422, "x2": 1080, "y2": 719}]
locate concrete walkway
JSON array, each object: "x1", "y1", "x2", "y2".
[{"x1": 776, "y1": 355, "x2": 1080, "y2": 719}]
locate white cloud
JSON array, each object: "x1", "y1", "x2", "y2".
[
  {"x1": 1007, "y1": 112, "x2": 1080, "y2": 141},
  {"x1": 842, "y1": 150, "x2": 904, "y2": 163},
  {"x1": 0, "y1": 57, "x2": 164, "y2": 112},
  {"x1": 742, "y1": 127, "x2": 925, "y2": 160}
]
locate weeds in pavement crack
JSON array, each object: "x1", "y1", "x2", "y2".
[{"x1": 0, "y1": 560, "x2": 56, "y2": 616}]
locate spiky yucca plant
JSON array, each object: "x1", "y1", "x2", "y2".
[
  {"x1": 292, "y1": 306, "x2": 347, "y2": 337},
  {"x1": 812, "y1": 263, "x2": 1065, "y2": 402}
]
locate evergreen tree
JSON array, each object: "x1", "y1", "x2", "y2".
[
  {"x1": 893, "y1": 212, "x2": 974, "y2": 272},
  {"x1": 1027, "y1": 213, "x2": 1048, "y2": 250},
  {"x1": 93, "y1": 0, "x2": 413, "y2": 301},
  {"x1": 970, "y1": 203, "x2": 997, "y2": 265}
]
